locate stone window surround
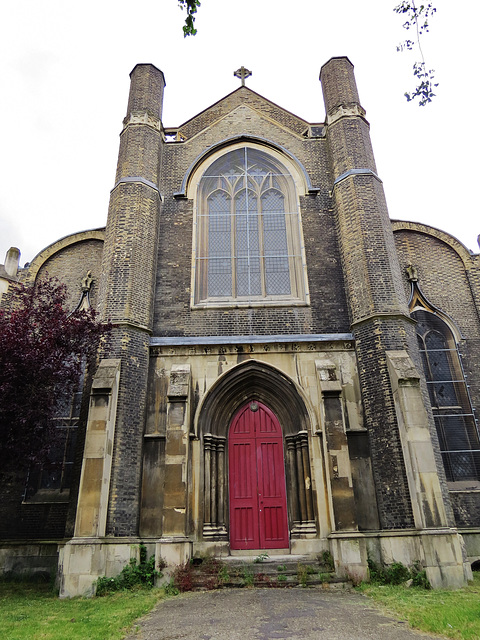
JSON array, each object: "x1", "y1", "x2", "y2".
[{"x1": 187, "y1": 141, "x2": 311, "y2": 309}]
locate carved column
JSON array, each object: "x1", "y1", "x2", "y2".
[
  {"x1": 217, "y1": 438, "x2": 226, "y2": 529},
  {"x1": 204, "y1": 435, "x2": 213, "y2": 525},
  {"x1": 296, "y1": 441, "x2": 307, "y2": 522},
  {"x1": 299, "y1": 431, "x2": 315, "y2": 522},
  {"x1": 286, "y1": 432, "x2": 316, "y2": 536},
  {"x1": 203, "y1": 435, "x2": 227, "y2": 539},
  {"x1": 286, "y1": 436, "x2": 300, "y2": 524},
  {"x1": 211, "y1": 438, "x2": 218, "y2": 524}
]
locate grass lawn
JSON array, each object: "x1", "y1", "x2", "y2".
[
  {"x1": 0, "y1": 581, "x2": 164, "y2": 640},
  {"x1": 2, "y1": 574, "x2": 480, "y2": 640},
  {"x1": 359, "y1": 572, "x2": 480, "y2": 639}
]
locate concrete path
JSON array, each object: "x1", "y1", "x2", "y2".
[{"x1": 123, "y1": 588, "x2": 443, "y2": 640}]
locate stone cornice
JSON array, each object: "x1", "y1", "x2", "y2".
[
  {"x1": 111, "y1": 176, "x2": 162, "y2": 199},
  {"x1": 350, "y1": 312, "x2": 415, "y2": 330},
  {"x1": 326, "y1": 103, "x2": 367, "y2": 126},
  {"x1": 150, "y1": 333, "x2": 354, "y2": 357},
  {"x1": 333, "y1": 168, "x2": 382, "y2": 190},
  {"x1": 122, "y1": 111, "x2": 162, "y2": 133}
]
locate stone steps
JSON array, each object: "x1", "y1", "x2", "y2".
[{"x1": 184, "y1": 555, "x2": 351, "y2": 591}]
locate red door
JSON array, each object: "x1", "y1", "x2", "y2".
[{"x1": 229, "y1": 401, "x2": 289, "y2": 550}]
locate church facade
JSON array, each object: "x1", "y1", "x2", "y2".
[{"x1": 1, "y1": 57, "x2": 480, "y2": 596}]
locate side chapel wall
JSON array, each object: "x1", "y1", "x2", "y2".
[
  {"x1": 394, "y1": 224, "x2": 480, "y2": 528},
  {"x1": 0, "y1": 234, "x2": 105, "y2": 541},
  {"x1": 34, "y1": 239, "x2": 104, "y2": 311}
]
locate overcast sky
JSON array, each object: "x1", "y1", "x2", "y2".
[{"x1": 1, "y1": 0, "x2": 478, "y2": 266}]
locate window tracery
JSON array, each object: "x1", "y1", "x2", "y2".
[{"x1": 193, "y1": 146, "x2": 307, "y2": 306}]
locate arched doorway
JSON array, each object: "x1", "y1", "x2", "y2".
[
  {"x1": 229, "y1": 401, "x2": 289, "y2": 550},
  {"x1": 197, "y1": 360, "x2": 317, "y2": 544}
]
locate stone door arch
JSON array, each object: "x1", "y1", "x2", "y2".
[{"x1": 197, "y1": 361, "x2": 317, "y2": 544}]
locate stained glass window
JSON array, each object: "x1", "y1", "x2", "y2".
[{"x1": 194, "y1": 147, "x2": 306, "y2": 305}]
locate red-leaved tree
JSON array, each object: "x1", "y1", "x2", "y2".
[{"x1": 0, "y1": 277, "x2": 109, "y2": 471}]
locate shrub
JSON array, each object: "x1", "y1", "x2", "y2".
[
  {"x1": 297, "y1": 563, "x2": 315, "y2": 587},
  {"x1": 410, "y1": 562, "x2": 431, "y2": 589},
  {"x1": 320, "y1": 550, "x2": 335, "y2": 571},
  {"x1": 164, "y1": 580, "x2": 180, "y2": 596},
  {"x1": 367, "y1": 556, "x2": 430, "y2": 588},
  {"x1": 386, "y1": 562, "x2": 412, "y2": 585},
  {"x1": 95, "y1": 545, "x2": 163, "y2": 596},
  {"x1": 171, "y1": 562, "x2": 194, "y2": 592}
]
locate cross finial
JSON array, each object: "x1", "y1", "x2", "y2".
[{"x1": 234, "y1": 66, "x2": 252, "y2": 87}]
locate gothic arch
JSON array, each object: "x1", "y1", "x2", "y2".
[
  {"x1": 196, "y1": 359, "x2": 313, "y2": 438},
  {"x1": 181, "y1": 135, "x2": 313, "y2": 199},
  {"x1": 187, "y1": 142, "x2": 310, "y2": 307},
  {"x1": 413, "y1": 308, "x2": 480, "y2": 482},
  {"x1": 196, "y1": 360, "x2": 318, "y2": 543},
  {"x1": 408, "y1": 277, "x2": 464, "y2": 342},
  {"x1": 25, "y1": 228, "x2": 105, "y2": 284},
  {"x1": 392, "y1": 220, "x2": 476, "y2": 271}
]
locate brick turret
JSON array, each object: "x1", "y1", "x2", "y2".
[
  {"x1": 320, "y1": 57, "x2": 449, "y2": 530},
  {"x1": 96, "y1": 64, "x2": 165, "y2": 535}
]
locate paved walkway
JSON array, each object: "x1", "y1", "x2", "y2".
[{"x1": 123, "y1": 588, "x2": 443, "y2": 640}]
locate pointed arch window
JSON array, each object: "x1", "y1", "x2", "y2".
[
  {"x1": 193, "y1": 147, "x2": 307, "y2": 306},
  {"x1": 413, "y1": 310, "x2": 480, "y2": 483}
]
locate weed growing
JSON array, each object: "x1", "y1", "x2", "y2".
[
  {"x1": 319, "y1": 550, "x2": 335, "y2": 571},
  {"x1": 253, "y1": 552, "x2": 269, "y2": 563},
  {"x1": 171, "y1": 562, "x2": 194, "y2": 592},
  {"x1": 318, "y1": 572, "x2": 332, "y2": 582},
  {"x1": 164, "y1": 580, "x2": 180, "y2": 596},
  {"x1": 367, "y1": 556, "x2": 430, "y2": 588},
  {"x1": 241, "y1": 569, "x2": 255, "y2": 587},
  {"x1": 170, "y1": 557, "x2": 234, "y2": 592},
  {"x1": 297, "y1": 563, "x2": 316, "y2": 587},
  {"x1": 95, "y1": 544, "x2": 164, "y2": 596}
]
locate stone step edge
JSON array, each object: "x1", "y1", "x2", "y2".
[
  {"x1": 191, "y1": 563, "x2": 334, "y2": 575},
  {"x1": 190, "y1": 580, "x2": 353, "y2": 591}
]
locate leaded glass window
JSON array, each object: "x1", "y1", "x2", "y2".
[
  {"x1": 414, "y1": 310, "x2": 480, "y2": 482},
  {"x1": 194, "y1": 147, "x2": 306, "y2": 305},
  {"x1": 24, "y1": 379, "x2": 83, "y2": 502}
]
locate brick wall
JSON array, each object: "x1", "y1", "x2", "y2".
[
  {"x1": 394, "y1": 224, "x2": 480, "y2": 527},
  {"x1": 104, "y1": 326, "x2": 150, "y2": 535},
  {"x1": 394, "y1": 227, "x2": 480, "y2": 414},
  {"x1": 153, "y1": 91, "x2": 349, "y2": 337},
  {"x1": 36, "y1": 239, "x2": 104, "y2": 310}
]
